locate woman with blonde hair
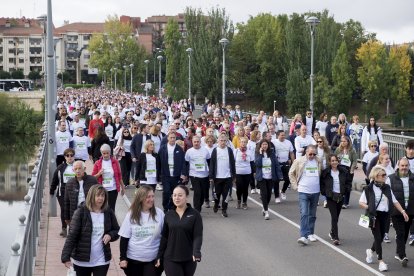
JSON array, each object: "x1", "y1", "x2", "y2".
[
  {"x1": 247, "y1": 130, "x2": 261, "y2": 194},
  {"x1": 316, "y1": 136, "x2": 331, "y2": 208},
  {"x1": 359, "y1": 165, "x2": 408, "y2": 272},
  {"x1": 62, "y1": 184, "x2": 120, "y2": 275},
  {"x1": 150, "y1": 125, "x2": 163, "y2": 153},
  {"x1": 135, "y1": 140, "x2": 161, "y2": 190},
  {"x1": 289, "y1": 114, "x2": 303, "y2": 135},
  {"x1": 118, "y1": 185, "x2": 165, "y2": 275}
]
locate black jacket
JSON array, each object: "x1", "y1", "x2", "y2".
[
  {"x1": 135, "y1": 152, "x2": 161, "y2": 182},
  {"x1": 61, "y1": 206, "x2": 119, "y2": 263},
  {"x1": 157, "y1": 204, "x2": 203, "y2": 261},
  {"x1": 320, "y1": 167, "x2": 352, "y2": 200},
  {"x1": 91, "y1": 135, "x2": 110, "y2": 161},
  {"x1": 209, "y1": 146, "x2": 236, "y2": 179},
  {"x1": 158, "y1": 144, "x2": 186, "y2": 177},
  {"x1": 50, "y1": 162, "x2": 70, "y2": 197},
  {"x1": 389, "y1": 171, "x2": 414, "y2": 216},
  {"x1": 130, "y1": 133, "x2": 151, "y2": 159},
  {"x1": 64, "y1": 174, "x2": 98, "y2": 221},
  {"x1": 364, "y1": 182, "x2": 393, "y2": 217},
  {"x1": 325, "y1": 123, "x2": 339, "y2": 145}
]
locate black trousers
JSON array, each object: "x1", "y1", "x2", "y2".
[
  {"x1": 236, "y1": 174, "x2": 250, "y2": 203},
  {"x1": 249, "y1": 173, "x2": 256, "y2": 189},
  {"x1": 213, "y1": 178, "x2": 232, "y2": 211},
  {"x1": 190, "y1": 176, "x2": 209, "y2": 212},
  {"x1": 57, "y1": 194, "x2": 67, "y2": 229},
  {"x1": 326, "y1": 198, "x2": 343, "y2": 240},
  {"x1": 122, "y1": 258, "x2": 163, "y2": 276},
  {"x1": 392, "y1": 214, "x2": 414, "y2": 258},
  {"x1": 258, "y1": 179, "x2": 273, "y2": 211},
  {"x1": 162, "y1": 176, "x2": 180, "y2": 211},
  {"x1": 164, "y1": 259, "x2": 197, "y2": 276},
  {"x1": 278, "y1": 163, "x2": 291, "y2": 193},
  {"x1": 371, "y1": 211, "x2": 388, "y2": 260},
  {"x1": 73, "y1": 264, "x2": 109, "y2": 276},
  {"x1": 120, "y1": 152, "x2": 132, "y2": 186},
  {"x1": 107, "y1": 189, "x2": 118, "y2": 212}
]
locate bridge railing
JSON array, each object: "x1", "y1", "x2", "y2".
[
  {"x1": 382, "y1": 132, "x2": 412, "y2": 162},
  {"x1": 5, "y1": 131, "x2": 47, "y2": 276}
]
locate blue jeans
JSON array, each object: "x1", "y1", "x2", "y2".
[
  {"x1": 352, "y1": 139, "x2": 361, "y2": 159},
  {"x1": 298, "y1": 192, "x2": 320, "y2": 238}
]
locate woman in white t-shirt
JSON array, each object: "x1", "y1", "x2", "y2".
[
  {"x1": 359, "y1": 166, "x2": 408, "y2": 272},
  {"x1": 136, "y1": 140, "x2": 161, "y2": 190},
  {"x1": 62, "y1": 184, "x2": 120, "y2": 275},
  {"x1": 247, "y1": 130, "x2": 261, "y2": 194},
  {"x1": 234, "y1": 137, "x2": 254, "y2": 210},
  {"x1": 119, "y1": 185, "x2": 164, "y2": 276},
  {"x1": 362, "y1": 140, "x2": 379, "y2": 182}
]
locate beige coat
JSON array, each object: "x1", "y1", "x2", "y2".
[{"x1": 288, "y1": 155, "x2": 322, "y2": 190}]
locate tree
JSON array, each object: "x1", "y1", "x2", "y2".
[
  {"x1": 88, "y1": 15, "x2": 147, "y2": 92},
  {"x1": 286, "y1": 67, "x2": 308, "y2": 115},
  {"x1": 313, "y1": 74, "x2": 332, "y2": 115},
  {"x1": 388, "y1": 45, "x2": 412, "y2": 126},
  {"x1": 28, "y1": 70, "x2": 41, "y2": 81},
  {"x1": 330, "y1": 41, "x2": 354, "y2": 113},
  {"x1": 356, "y1": 40, "x2": 389, "y2": 118},
  {"x1": 164, "y1": 19, "x2": 186, "y2": 100},
  {"x1": 0, "y1": 70, "x2": 11, "y2": 79},
  {"x1": 11, "y1": 70, "x2": 24, "y2": 79}
]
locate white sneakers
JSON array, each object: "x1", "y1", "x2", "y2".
[
  {"x1": 251, "y1": 189, "x2": 257, "y2": 194},
  {"x1": 308, "y1": 234, "x2": 317, "y2": 242},
  {"x1": 156, "y1": 184, "x2": 163, "y2": 191},
  {"x1": 378, "y1": 262, "x2": 388, "y2": 272},
  {"x1": 297, "y1": 237, "x2": 309, "y2": 245},
  {"x1": 366, "y1": 249, "x2": 374, "y2": 264},
  {"x1": 280, "y1": 192, "x2": 287, "y2": 200},
  {"x1": 275, "y1": 197, "x2": 281, "y2": 204},
  {"x1": 264, "y1": 211, "x2": 269, "y2": 220}
]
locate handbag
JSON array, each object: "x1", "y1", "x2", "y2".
[
  {"x1": 359, "y1": 192, "x2": 382, "y2": 229},
  {"x1": 114, "y1": 137, "x2": 125, "y2": 160}
]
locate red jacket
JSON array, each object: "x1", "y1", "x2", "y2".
[
  {"x1": 92, "y1": 157, "x2": 123, "y2": 192},
  {"x1": 88, "y1": 119, "x2": 104, "y2": 139}
]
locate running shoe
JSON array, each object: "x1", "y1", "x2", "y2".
[
  {"x1": 251, "y1": 188, "x2": 257, "y2": 194},
  {"x1": 275, "y1": 197, "x2": 281, "y2": 204},
  {"x1": 308, "y1": 234, "x2": 317, "y2": 242},
  {"x1": 297, "y1": 237, "x2": 309, "y2": 245},
  {"x1": 383, "y1": 233, "x2": 391, "y2": 243},
  {"x1": 280, "y1": 192, "x2": 287, "y2": 200},
  {"x1": 378, "y1": 262, "x2": 388, "y2": 272},
  {"x1": 366, "y1": 249, "x2": 373, "y2": 264},
  {"x1": 409, "y1": 234, "x2": 414, "y2": 245}
]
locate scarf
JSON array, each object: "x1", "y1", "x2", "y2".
[{"x1": 240, "y1": 146, "x2": 247, "y2": 161}]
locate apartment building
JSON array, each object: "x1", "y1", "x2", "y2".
[{"x1": 0, "y1": 17, "x2": 44, "y2": 76}]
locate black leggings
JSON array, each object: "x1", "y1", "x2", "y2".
[
  {"x1": 120, "y1": 152, "x2": 132, "y2": 186},
  {"x1": 73, "y1": 264, "x2": 109, "y2": 276},
  {"x1": 213, "y1": 178, "x2": 232, "y2": 211},
  {"x1": 107, "y1": 189, "x2": 118, "y2": 212},
  {"x1": 371, "y1": 211, "x2": 388, "y2": 260},
  {"x1": 326, "y1": 198, "x2": 343, "y2": 240},
  {"x1": 279, "y1": 163, "x2": 291, "y2": 193},
  {"x1": 236, "y1": 174, "x2": 250, "y2": 203},
  {"x1": 190, "y1": 177, "x2": 209, "y2": 212},
  {"x1": 164, "y1": 260, "x2": 197, "y2": 276},
  {"x1": 258, "y1": 179, "x2": 273, "y2": 211},
  {"x1": 57, "y1": 194, "x2": 67, "y2": 229},
  {"x1": 122, "y1": 258, "x2": 163, "y2": 276}
]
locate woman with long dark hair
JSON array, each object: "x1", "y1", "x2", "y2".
[
  {"x1": 320, "y1": 154, "x2": 352, "y2": 245},
  {"x1": 91, "y1": 126, "x2": 110, "y2": 162},
  {"x1": 117, "y1": 127, "x2": 133, "y2": 187},
  {"x1": 361, "y1": 116, "x2": 384, "y2": 153},
  {"x1": 104, "y1": 116, "x2": 116, "y2": 150},
  {"x1": 118, "y1": 185, "x2": 165, "y2": 276},
  {"x1": 255, "y1": 139, "x2": 283, "y2": 220}
]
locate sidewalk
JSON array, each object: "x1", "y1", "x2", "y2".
[{"x1": 34, "y1": 160, "x2": 128, "y2": 276}]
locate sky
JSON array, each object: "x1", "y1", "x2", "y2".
[{"x1": 1, "y1": 0, "x2": 414, "y2": 44}]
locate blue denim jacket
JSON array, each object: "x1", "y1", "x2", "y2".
[{"x1": 254, "y1": 152, "x2": 283, "y2": 181}]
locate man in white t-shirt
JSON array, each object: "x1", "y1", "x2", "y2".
[
  {"x1": 73, "y1": 127, "x2": 91, "y2": 161},
  {"x1": 289, "y1": 145, "x2": 322, "y2": 245},
  {"x1": 294, "y1": 125, "x2": 316, "y2": 159},
  {"x1": 185, "y1": 136, "x2": 211, "y2": 211},
  {"x1": 55, "y1": 120, "x2": 73, "y2": 166}
]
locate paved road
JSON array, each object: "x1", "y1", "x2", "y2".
[{"x1": 116, "y1": 170, "x2": 414, "y2": 276}]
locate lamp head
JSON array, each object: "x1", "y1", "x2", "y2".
[{"x1": 306, "y1": 16, "x2": 320, "y2": 28}]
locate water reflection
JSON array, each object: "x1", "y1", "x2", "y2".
[{"x1": 0, "y1": 133, "x2": 38, "y2": 275}]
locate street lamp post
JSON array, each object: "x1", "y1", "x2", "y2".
[
  {"x1": 129, "y1": 64, "x2": 134, "y2": 93},
  {"x1": 123, "y1": 65, "x2": 127, "y2": 92},
  {"x1": 144, "y1": 60, "x2": 149, "y2": 97},
  {"x1": 273, "y1": 100, "x2": 276, "y2": 112},
  {"x1": 114, "y1": 68, "x2": 117, "y2": 90},
  {"x1": 157, "y1": 55, "x2": 163, "y2": 98},
  {"x1": 103, "y1": 70, "x2": 106, "y2": 87},
  {"x1": 306, "y1": 16, "x2": 320, "y2": 115},
  {"x1": 186, "y1": 48, "x2": 193, "y2": 100},
  {"x1": 110, "y1": 68, "x2": 113, "y2": 90},
  {"x1": 219, "y1": 38, "x2": 229, "y2": 107}
]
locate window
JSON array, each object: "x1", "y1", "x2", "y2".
[
  {"x1": 8, "y1": 40, "x2": 15, "y2": 45},
  {"x1": 18, "y1": 48, "x2": 24, "y2": 54},
  {"x1": 83, "y1": 35, "x2": 90, "y2": 40},
  {"x1": 84, "y1": 54, "x2": 90, "y2": 59},
  {"x1": 9, "y1": 49, "x2": 15, "y2": 54},
  {"x1": 19, "y1": 58, "x2": 24, "y2": 63},
  {"x1": 9, "y1": 58, "x2": 15, "y2": 63}
]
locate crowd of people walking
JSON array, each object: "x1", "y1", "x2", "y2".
[{"x1": 50, "y1": 87, "x2": 414, "y2": 274}]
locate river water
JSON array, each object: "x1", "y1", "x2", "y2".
[{"x1": 0, "y1": 134, "x2": 38, "y2": 275}]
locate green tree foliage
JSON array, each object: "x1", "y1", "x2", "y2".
[
  {"x1": 286, "y1": 67, "x2": 308, "y2": 114},
  {"x1": 11, "y1": 69, "x2": 24, "y2": 79},
  {"x1": 331, "y1": 41, "x2": 354, "y2": 113},
  {"x1": 28, "y1": 70, "x2": 41, "y2": 81},
  {"x1": 88, "y1": 15, "x2": 147, "y2": 92},
  {"x1": 313, "y1": 74, "x2": 332, "y2": 115},
  {"x1": 185, "y1": 7, "x2": 234, "y2": 102},
  {"x1": 164, "y1": 19, "x2": 186, "y2": 100},
  {"x1": 388, "y1": 45, "x2": 412, "y2": 123},
  {"x1": 0, "y1": 70, "x2": 11, "y2": 79},
  {"x1": 0, "y1": 94, "x2": 43, "y2": 134},
  {"x1": 356, "y1": 40, "x2": 389, "y2": 118}
]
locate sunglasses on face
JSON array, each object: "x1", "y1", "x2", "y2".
[
  {"x1": 308, "y1": 153, "x2": 316, "y2": 156},
  {"x1": 370, "y1": 145, "x2": 377, "y2": 148},
  {"x1": 378, "y1": 173, "x2": 387, "y2": 177},
  {"x1": 317, "y1": 141, "x2": 323, "y2": 143},
  {"x1": 65, "y1": 154, "x2": 74, "y2": 157}
]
